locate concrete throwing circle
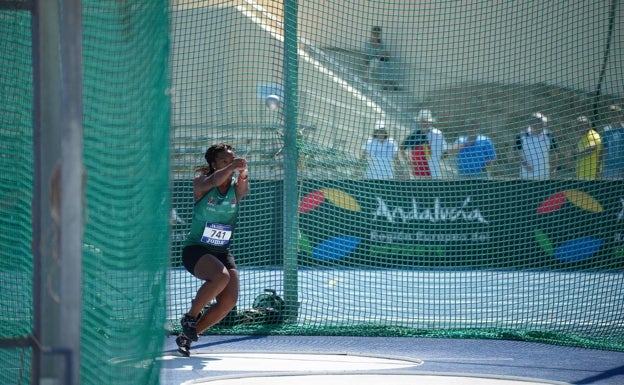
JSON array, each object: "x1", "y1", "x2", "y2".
[
  {"x1": 185, "y1": 374, "x2": 568, "y2": 385},
  {"x1": 161, "y1": 352, "x2": 421, "y2": 373},
  {"x1": 160, "y1": 353, "x2": 568, "y2": 385}
]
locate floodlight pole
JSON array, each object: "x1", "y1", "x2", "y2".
[{"x1": 282, "y1": 0, "x2": 300, "y2": 322}]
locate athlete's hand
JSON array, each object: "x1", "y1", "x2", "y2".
[{"x1": 230, "y1": 158, "x2": 247, "y2": 172}]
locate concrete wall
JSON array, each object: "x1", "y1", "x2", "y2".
[
  {"x1": 171, "y1": 4, "x2": 384, "y2": 178},
  {"x1": 299, "y1": 0, "x2": 623, "y2": 98}
]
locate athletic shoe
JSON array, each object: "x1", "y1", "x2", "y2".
[
  {"x1": 180, "y1": 313, "x2": 199, "y2": 342},
  {"x1": 176, "y1": 334, "x2": 191, "y2": 357}
]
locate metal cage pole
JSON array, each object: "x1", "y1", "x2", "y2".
[
  {"x1": 32, "y1": 0, "x2": 63, "y2": 383},
  {"x1": 282, "y1": 0, "x2": 300, "y2": 322},
  {"x1": 31, "y1": 0, "x2": 83, "y2": 383},
  {"x1": 58, "y1": 0, "x2": 84, "y2": 384}
]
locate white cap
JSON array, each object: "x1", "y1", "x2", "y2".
[
  {"x1": 374, "y1": 120, "x2": 387, "y2": 131},
  {"x1": 416, "y1": 109, "x2": 435, "y2": 123},
  {"x1": 454, "y1": 136, "x2": 469, "y2": 146},
  {"x1": 265, "y1": 94, "x2": 281, "y2": 110},
  {"x1": 530, "y1": 112, "x2": 548, "y2": 124}
]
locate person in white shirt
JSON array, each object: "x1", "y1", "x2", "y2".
[
  {"x1": 515, "y1": 112, "x2": 558, "y2": 180},
  {"x1": 416, "y1": 109, "x2": 462, "y2": 179},
  {"x1": 361, "y1": 121, "x2": 399, "y2": 179}
]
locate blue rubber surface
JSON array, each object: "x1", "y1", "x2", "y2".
[{"x1": 160, "y1": 335, "x2": 624, "y2": 384}]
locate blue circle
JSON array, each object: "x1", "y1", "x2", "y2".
[
  {"x1": 554, "y1": 237, "x2": 603, "y2": 263},
  {"x1": 312, "y1": 235, "x2": 360, "y2": 261}
]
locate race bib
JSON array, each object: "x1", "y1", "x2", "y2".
[{"x1": 201, "y1": 223, "x2": 232, "y2": 246}]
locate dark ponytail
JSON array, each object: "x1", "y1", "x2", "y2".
[{"x1": 195, "y1": 143, "x2": 234, "y2": 175}]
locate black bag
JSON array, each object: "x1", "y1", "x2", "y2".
[
  {"x1": 215, "y1": 289, "x2": 286, "y2": 326},
  {"x1": 239, "y1": 289, "x2": 285, "y2": 325}
]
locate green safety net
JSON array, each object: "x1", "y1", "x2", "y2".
[
  {"x1": 0, "y1": 9, "x2": 34, "y2": 385},
  {"x1": 1, "y1": 1, "x2": 623, "y2": 385},
  {"x1": 0, "y1": 2, "x2": 170, "y2": 385},
  {"x1": 168, "y1": 0, "x2": 624, "y2": 352},
  {"x1": 80, "y1": 2, "x2": 170, "y2": 385}
]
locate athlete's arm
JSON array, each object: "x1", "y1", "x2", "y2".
[
  {"x1": 235, "y1": 170, "x2": 250, "y2": 201},
  {"x1": 193, "y1": 158, "x2": 247, "y2": 202}
]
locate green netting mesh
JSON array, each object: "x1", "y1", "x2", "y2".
[
  {"x1": 1, "y1": 0, "x2": 623, "y2": 384},
  {"x1": 0, "y1": 10, "x2": 34, "y2": 385},
  {"x1": 81, "y1": 2, "x2": 170, "y2": 384},
  {"x1": 168, "y1": 0, "x2": 624, "y2": 353},
  {"x1": 1, "y1": 2, "x2": 170, "y2": 385}
]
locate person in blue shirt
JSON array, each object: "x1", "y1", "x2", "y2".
[
  {"x1": 455, "y1": 133, "x2": 497, "y2": 179},
  {"x1": 601, "y1": 105, "x2": 624, "y2": 180}
]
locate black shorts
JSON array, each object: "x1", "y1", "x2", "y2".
[{"x1": 182, "y1": 245, "x2": 237, "y2": 275}]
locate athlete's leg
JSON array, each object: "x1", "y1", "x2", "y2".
[
  {"x1": 187, "y1": 254, "x2": 231, "y2": 318},
  {"x1": 197, "y1": 268, "x2": 239, "y2": 334}
]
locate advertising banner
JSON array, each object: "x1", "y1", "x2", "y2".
[
  {"x1": 297, "y1": 180, "x2": 624, "y2": 269},
  {"x1": 172, "y1": 180, "x2": 624, "y2": 269}
]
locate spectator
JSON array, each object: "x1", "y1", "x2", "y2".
[
  {"x1": 364, "y1": 26, "x2": 399, "y2": 90},
  {"x1": 400, "y1": 119, "x2": 430, "y2": 178},
  {"x1": 456, "y1": 128, "x2": 497, "y2": 179},
  {"x1": 360, "y1": 121, "x2": 399, "y2": 179},
  {"x1": 574, "y1": 115, "x2": 602, "y2": 180},
  {"x1": 515, "y1": 113, "x2": 557, "y2": 180},
  {"x1": 601, "y1": 104, "x2": 624, "y2": 180},
  {"x1": 417, "y1": 109, "x2": 462, "y2": 179}
]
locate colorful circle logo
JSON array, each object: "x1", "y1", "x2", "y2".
[
  {"x1": 298, "y1": 188, "x2": 361, "y2": 261},
  {"x1": 535, "y1": 189, "x2": 604, "y2": 263}
]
